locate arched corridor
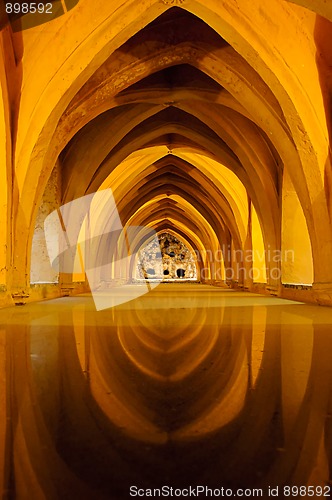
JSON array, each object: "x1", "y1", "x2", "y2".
[{"x1": 1, "y1": 0, "x2": 332, "y2": 497}]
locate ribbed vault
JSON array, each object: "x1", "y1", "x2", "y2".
[{"x1": 0, "y1": 0, "x2": 331, "y2": 302}]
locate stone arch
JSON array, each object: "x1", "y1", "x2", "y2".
[{"x1": 10, "y1": 0, "x2": 332, "y2": 297}]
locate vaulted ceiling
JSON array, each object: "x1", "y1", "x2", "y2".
[{"x1": 2, "y1": 0, "x2": 332, "y2": 289}]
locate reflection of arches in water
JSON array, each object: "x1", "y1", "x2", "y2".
[
  {"x1": 71, "y1": 291, "x2": 304, "y2": 468},
  {"x1": 17, "y1": 287, "x2": 327, "y2": 497},
  {"x1": 74, "y1": 297, "x2": 253, "y2": 439}
]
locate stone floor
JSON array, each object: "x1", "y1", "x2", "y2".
[{"x1": 1, "y1": 284, "x2": 332, "y2": 499}]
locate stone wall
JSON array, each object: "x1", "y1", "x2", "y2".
[
  {"x1": 137, "y1": 232, "x2": 197, "y2": 281},
  {"x1": 30, "y1": 162, "x2": 61, "y2": 284}
]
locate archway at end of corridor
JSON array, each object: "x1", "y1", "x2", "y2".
[{"x1": 134, "y1": 231, "x2": 198, "y2": 283}]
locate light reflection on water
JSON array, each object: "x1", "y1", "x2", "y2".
[{"x1": 1, "y1": 284, "x2": 332, "y2": 498}]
